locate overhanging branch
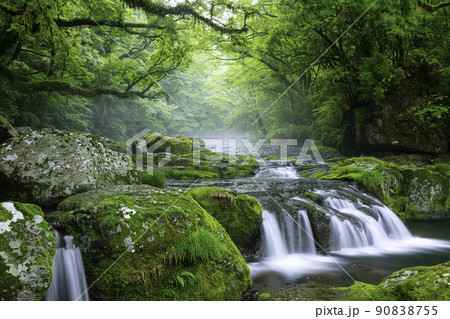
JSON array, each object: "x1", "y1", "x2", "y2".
[
  {"x1": 121, "y1": 0, "x2": 252, "y2": 33},
  {"x1": 417, "y1": 0, "x2": 450, "y2": 12}
]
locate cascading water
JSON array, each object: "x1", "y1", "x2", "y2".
[
  {"x1": 45, "y1": 230, "x2": 89, "y2": 301},
  {"x1": 326, "y1": 197, "x2": 412, "y2": 250},
  {"x1": 168, "y1": 151, "x2": 450, "y2": 287},
  {"x1": 255, "y1": 165, "x2": 299, "y2": 179},
  {"x1": 261, "y1": 210, "x2": 315, "y2": 256}
]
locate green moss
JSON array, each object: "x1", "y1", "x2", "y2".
[
  {"x1": 187, "y1": 187, "x2": 263, "y2": 248},
  {"x1": 264, "y1": 156, "x2": 278, "y2": 161},
  {"x1": 304, "y1": 192, "x2": 321, "y2": 199},
  {"x1": 141, "y1": 170, "x2": 166, "y2": 187},
  {"x1": 310, "y1": 156, "x2": 449, "y2": 220},
  {"x1": 338, "y1": 281, "x2": 378, "y2": 301},
  {"x1": 162, "y1": 167, "x2": 219, "y2": 179},
  {"x1": 0, "y1": 202, "x2": 55, "y2": 301},
  {"x1": 259, "y1": 293, "x2": 271, "y2": 300},
  {"x1": 51, "y1": 185, "x2": 251, "y2": 301},
  {"x1": 0, "y1": 205, "x2": 13, "y2": 222},
  {"x1": 341, "y1": 261, "x2": 450, "y2": 301},
  {"x1": 161, "y1": 150, "x2": 259, "y2": 180},
  {"x1": 143, "y1": 133, "x2": 192, "y2": 155},
  {"x1": 173, "y1": 229, "x2": 223, "y2": 264}
]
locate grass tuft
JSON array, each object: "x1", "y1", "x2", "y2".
[{"x1": 141, "y1": 170, "x2": 166, "y2": 187}]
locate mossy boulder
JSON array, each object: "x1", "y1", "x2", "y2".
[
  {"x1": 142, "y1": 132, "x2": 195, "y2": 155},
  {"x1": 187, "y1": 187, "x2": 263, "y2": 249},
  {"x1": 401, "y1": 168, "x2": 449, "y2": 217},
  {"x1": 343, "y1": 261, "x2": 450, "y2": 301},
  {"x1": 0, "y1": 115, "x2": 17, "y2": 145},
  {"x1": 0, "y1": 202, "x2": 55, "y2": 300},
  {"x1": 48, "y1": 185, "x2": 251, "y2": 300},
  {"x1": 14, "y1": 126, "x2": 33, "y2": 136},
  {"x1": 0, "y1": 128, "x2": 139, "y2": 208},
  {"x1": 356, "y1": 105, "x2": 447, "y2": 154},
  {"x1": 162, "y1": 150, "x2": 259, "y2": 179},
  {"x1": 311, "y1": 157, "x2": 449, "y2": 220}
]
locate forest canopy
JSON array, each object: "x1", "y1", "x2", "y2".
[{"x1": 0, "y1": 0, "x2": 448, "y2": 153}]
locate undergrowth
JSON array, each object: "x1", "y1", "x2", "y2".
[
  {"x1": 141, "y1": 170, "x2": 166, "y2": 187},
  {"x1": 168, "y1": 229, "x2": 223, "y2": 265}
]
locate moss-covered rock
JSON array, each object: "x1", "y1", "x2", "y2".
[
  {"x1": 0, "y1": 202, "x2": 55, "y2": 300},
  {"x1": 187, "y1": 187, "x2": 263, "y2": 249},
  {"x1": 342, "y1": 261, "x2": 450, "y2": 301},
  {"x1": 401, "y1": 168, "x2": 449, "y2": 217},
  {"x1": 311, "y1": 156, "x2": 449, "y2": 220},
  {"x1": 48, "y1": 185, "x2": 251, "y2": 300},
  {"x1": 293, "y1": 200, "x2": 332, "y2": 252},
  {"x1": 161, "y1": 150, "x2": 259, "y2": 179},
  {"x1": 0, "y1": 128, "x2": 139, "y2": 208},
  {"x1": 143, "y1": 132, "x2": 194, "y2": 155},
  {"x1": 0, "y1": 115, "x2": 17, "y2": 145},
  {"x1": 356, "y1": 105, "x2": 447, "y2": 154},
  {"x1": 14, "y1": 126, "x2": 33, "y2": 136}
]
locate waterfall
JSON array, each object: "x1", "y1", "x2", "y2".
[
  {"x1": 325, "y1": 197, "x2": 412, "y2": 251},
  {"x1": 255, "y1": 166, "x2": 299, "y2": 179},
  {"x1": 261, "y1": 210, "x2": 316, "y2": 257},
  {"x1": 45, "y1": 230, "x2": 89, "y2": 301}
]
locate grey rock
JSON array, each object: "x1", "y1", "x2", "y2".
[
  {"x1": 0, "y1": 128, "x2": 139, "y2": 208},
  {"x1": 0, "y1": 201, "x2": 55, "y2": 300}
]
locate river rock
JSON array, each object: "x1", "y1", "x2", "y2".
[
  {"x1": 187, "y1": 187, "x2": 263, "y2": 249},
  {"x1": 0, "y1": 115, "x2": 17, "y2": 145},
  {"x1": 0, "y1": 202, "x2": 55, "y2": 301},
  {"x1": 48, "y1": 185, "x2": 251, "y2": 300},
  {"x1": 294, "y1": 200, "x2": 332, "y2": 252},
  {"x1": 14, "y1": 126, "x2": 33, "y2": 136},
  {"x1": 356, "y1": 106, "x2": 447, "y2": 154},
  {"x1": 401, "y1": 168, "x2": 449, "y2": 217},
  {"x1": 376, "y1": 261, "x2": 450, "y2": 300},
  {"x1": 0, "y1": 128, "x2": 139, "y2": 208}
]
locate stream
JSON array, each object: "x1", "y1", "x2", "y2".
[{"x1": 169, "y1": 143, "x2": 450, "y2": 290}]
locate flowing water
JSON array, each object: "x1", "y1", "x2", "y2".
[
  {"x1": 169, "y1": 149, "x2": 450, "y2": 289},
  {"x1": 45, "y1": 230, "x2": 89, "y2": 301},
  {"x1": 44, "y1": 142, "x2": 449, "y2": 297}
]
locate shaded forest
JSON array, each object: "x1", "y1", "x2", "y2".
[{"x1": 1, "y1": 0, "x2": 449, "y2": 154}]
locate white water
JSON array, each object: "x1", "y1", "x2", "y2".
[
  {"x1": 250, "y1": 210, "x2": 336, "y2": 281},
  {"x1": 255, "y1": 166, "x2": 299, "y2": 179},
  {"x1": 326, "y1": 197, "x2": 412, "y2": 251},
  {"x1": 45, "y1": 231, "x2": 89, "y2": 301},
  {"x1": 250, "y1": 190, "x2": 450, "y2": 283},
  {"x1": 261, "y1": 210, "x2": 316, "y2": 256}
]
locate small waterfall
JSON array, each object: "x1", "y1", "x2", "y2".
[
  {"x1": 255, "y1": 166, "x2": 299, "y2": 179},
  {"x1": 45, "y1": 230, "x2": 89, "y2": 301},
  {"x1": 261, "y1": 210, "x2": 316, "y2": 257},
  {"x1": 326, "y1": 197, "x2": 412, "y2": 250}
]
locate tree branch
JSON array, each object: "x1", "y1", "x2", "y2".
[
  {"x1": 0, "y1": 63, "x2": 146, "y2": 99},
  {"x1": 121, "y1": 0, "x2": 251, "y2": 33},
  {"x1": 55, "y1": 18, "x2": 169, "y2": 29},
  {"x1": 417, "y1": 0, "x2": 450, "y2": 12}
]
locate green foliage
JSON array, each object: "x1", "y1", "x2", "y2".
[
  {"x1": 169, "y1": 271, "x2": 197, "y2": 288},
  {"x1": 140, "y1": 170, "x2": 166, "y2": 188},
  {"x1": 174, "y1": 229, "x2": 223, "y2": 265},
  {"x1": 258, "y1": 293, "x2": 271, "y2": 300}
]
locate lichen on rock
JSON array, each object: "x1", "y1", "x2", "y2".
[
  {"x1": 0, "y1": 128, "x2": 140, "y2": 208},
  {"x1": 0, "y1": 202, "x2": 55, "y2": 301},
  {"x1": 342, "y1": 261, "x2": 450, "y2": 301}
]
